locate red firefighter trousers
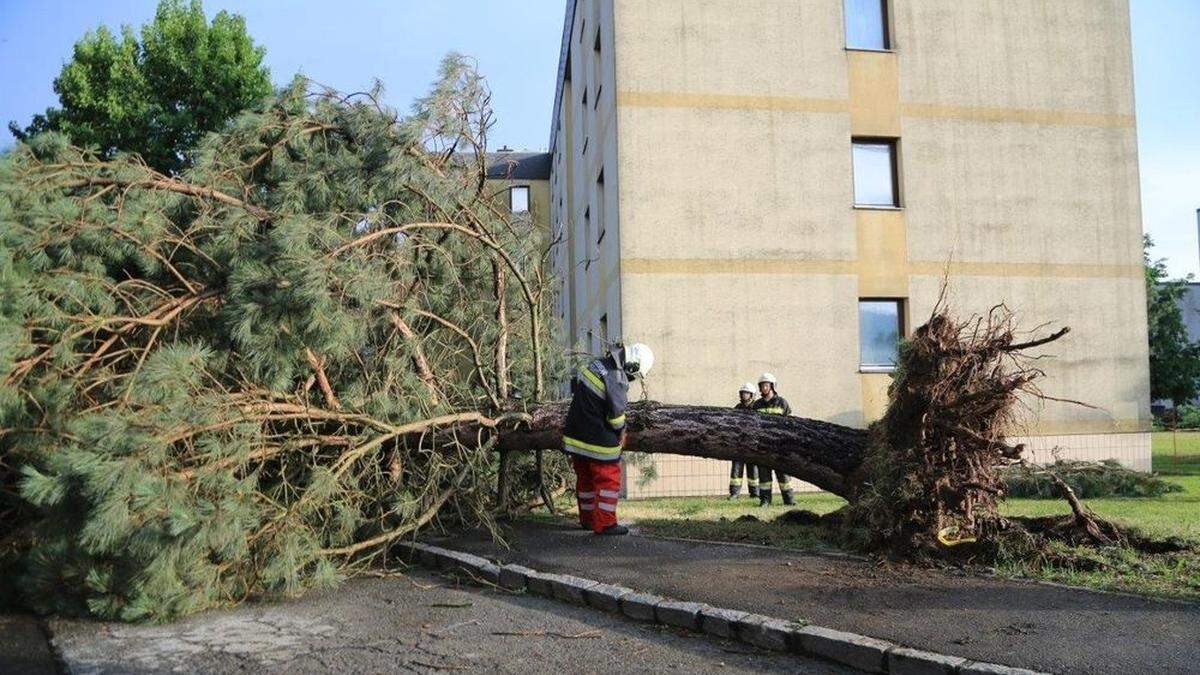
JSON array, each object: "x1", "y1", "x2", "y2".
[{"x1": 573, "y1": 456, "x2": 621, "y2": 533}]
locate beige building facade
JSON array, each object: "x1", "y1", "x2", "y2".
[{"x1": 547, "y1": 0, "x2": 1152, "y2": 498}]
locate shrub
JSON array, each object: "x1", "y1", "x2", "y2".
[{"x1": 1003, "y1": 460, "x2": 1182, "y2": 499}]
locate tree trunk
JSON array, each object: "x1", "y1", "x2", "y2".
[{"x1": 497, "y1": 402, "x2": 870, "y2": 499}]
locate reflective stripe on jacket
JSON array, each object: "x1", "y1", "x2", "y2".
[
  {"x1": 752, "y1": 394, "x2": 791, "y2": 417},
  {"x1": 563, "y1": 355, "x2": 629, "y2": 462}
]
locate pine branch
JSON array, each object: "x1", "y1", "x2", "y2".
[
  {"x1": 319, "y1": 464, "x2": 471, "y2": 557},
  {"x1": 58, "y1": 175, "x2": 272, "y2": 220},
  {"x1": 304, "y1": 347, "x2": 342, "y2": 410},
  {"x1": 388, "y1": 313, "x2": 440, "y2": 406}
]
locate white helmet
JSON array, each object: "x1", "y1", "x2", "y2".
[
  {"x1": 758, "y1": 372, "x2": 777, "y2": 385},
  {"x1": 622, "y1": 343, "x2": 654, "y2": 380},
  {"x1": 739, "y1": 382, "x2": 755, "y2": 394}
]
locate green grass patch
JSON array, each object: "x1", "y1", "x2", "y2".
[
  {"x1": 618, "y1": 494, "x2": 845, "y2": 550},
  {"x1": 994, "y1": 543, "x2": 1200, "y2": 600}
]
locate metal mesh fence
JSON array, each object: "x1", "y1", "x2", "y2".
[{"x1": 1153, "y1": 428, "x2": 1200, "y2": 469}]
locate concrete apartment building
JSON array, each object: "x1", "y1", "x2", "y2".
[{"x1": 539, "y1": 0, "x2": 1151, "y2": 497}]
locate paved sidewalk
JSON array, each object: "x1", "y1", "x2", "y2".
[
  {"x1": 42, "y1": 570, "x2": 849, "y2": 674},
  {"x1": 437, "y1": 520, "x2": 1200, "y2": 675}
]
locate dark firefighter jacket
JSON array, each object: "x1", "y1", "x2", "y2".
[
  {"x1": 752, "y1": 393, "x2": 791, "y2": 417},
  {"x1": 563, "y1": 354, "x2": 629, "y2": 462}
]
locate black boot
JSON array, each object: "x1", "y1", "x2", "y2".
[
  {"x1": 782, "y1": 489, "x2": 796, "y2": 506},
  {"x1": 597, "y1": 524, "x2": 629, "y2": 536},
  {"x1": 748, "y1": 485, "x2": 759, "y2": 498},
  {"x1": 758, "y1": 490, "x2": 772, "y2": 507}
]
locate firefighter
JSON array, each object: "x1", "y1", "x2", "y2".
[
  {"x1": 752, "y1": 373, "x2": 796, "y2": 507},
  {"x1": 563, "y1": 342, "x2": 655, "y2": 536},
  {"x1": 728, "y1": 382, "x2": 759, "y2": 499}
]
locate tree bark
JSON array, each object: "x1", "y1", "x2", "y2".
[{"x1": 497, "y1": 402, "x2": 871, "y2": 499}]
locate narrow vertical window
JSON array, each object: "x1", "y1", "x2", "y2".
[
  {"x1": 845, "y1": 0, "x2": 890, "y2": 50},
  {"x1": 583, "y1": 206, "x2": 591, "y2": 270},
  {"x1": 593, "y1": 26, "x2": 602, "y2": 109},
  {"x1": 581, "y1": 89, "x2": 589, "y2": 153},
  {"x1": 859, "y1": 299, "x2": 904, "y2": 371},
  {"x1": 599, "y1": 314, "x2": 608, "y2": 347},
  {"x1": 596, "y1": 170, "x2": 605, "y2": 244},
  {"x1": 509, "y1": 185, "x2": 529, "y2": 213},
  {"x1": 852, "y1": 139, "x2": 899, "y2": 207}
]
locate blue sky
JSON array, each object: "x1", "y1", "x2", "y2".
[{"x1": 1, "y1": 0, "x2": 1197, "y2": 277}]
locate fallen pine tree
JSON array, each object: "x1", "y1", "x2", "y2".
[
  {"x1": 0, "y1": 59, "x2": 572, "y2": 621},
  {"x1": 1, "y1": 56, "x2": 1187, "y2": 624}
]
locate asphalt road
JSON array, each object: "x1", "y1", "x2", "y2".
[
  {"x1": 440, "y1": 519, "x2": 1200, "y2": 675},
  {"x1": 41, "y1": 570, "x2": 851, "y2": 674},
  {"x1": 0, "y1": 614, "x2": 57, "y2": 675}
]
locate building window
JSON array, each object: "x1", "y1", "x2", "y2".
[
  {"x1": 596, "y1": 170, "x2": 605, "y2": 244},
  {"x1": 509, "y1": 185, "x2": 529, "y2": 213},
  {"x1": 859, "y1": 299, "x2": 903, "y2": 371},
  {"x1": 583, "y1": 206, "x2": 591, "y2": 270},
  {"x1": 845, "y1": 0, "x2": 890, "y2": 51},
  {"x1": 852, "y1": 139, "x2": 899, "y2": 207},
  {"x1": 599, "y1": 314, "x2": 608, "y2": 347}
]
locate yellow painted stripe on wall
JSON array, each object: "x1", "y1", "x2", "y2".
[
  {"x1": 622, "y1": 258, "x2": 1142, "y2": 280},
  {"x1": 617, "y1": 90, "x2": 847, "y2": 114},
  {"x1": 622, "y1": 258, "x2": 858, "y2": 275},
  {"x1": 900, "y1": 102, "x2": 1135, "y2": 129},
  {"x1": 617, "y1": 90, "x2": 1135, "y2": 129}
]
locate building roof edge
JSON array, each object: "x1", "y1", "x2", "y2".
[{"x1": 548, "y1": 0, "x2": 577, "y2": 155}]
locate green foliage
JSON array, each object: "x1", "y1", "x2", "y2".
[
  {"x1": 9, "y1": 0, "x2": 271, "y2": 175},
  {"x1": 1161, "y1": 404, "x2": 1200, "y2": 429},
  {"x1": 0, "y1": 56, "x2": 561, "y2": 622},
  {"x1": 1003, "y1": 460, "x2": 1183, "y2": 499},
  {"x1": 1145, "y1": 235, "x2": 1200, "y2": 405}
]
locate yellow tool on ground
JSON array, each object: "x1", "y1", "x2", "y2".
[{"x1": 937, "y1": 525, "x2": 978, "y2": 547}]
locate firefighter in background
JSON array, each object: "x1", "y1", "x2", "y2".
[
  {"x1": 752, "y1": 373, "x2": 796, "y2": 507},
  {"x1": 563, "y1": 342, "x2": 655, "y2": 536},
  {"x1": 728, "y1": 382, "x2": 759, "y2": 499}
]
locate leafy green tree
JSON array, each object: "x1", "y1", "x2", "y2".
[
  {"x1": 8, "y1": 0, "x2": 271, "y2": 174},
  {"x1": 1144, "y1": 235, "x2": 1200, "y2": 404}
]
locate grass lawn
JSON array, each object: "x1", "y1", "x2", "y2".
[
  {"x1": 600, "y1": 432, "x2": 1200, "y2": 599},
  {"x1": 1000, "y1": 433, "x2": 1200, "y2": 541}
]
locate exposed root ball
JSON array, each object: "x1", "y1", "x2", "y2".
[{"x1": 847, "y1": 302, "x2": 1069, "y2": 555}]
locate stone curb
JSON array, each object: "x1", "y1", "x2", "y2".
[{"x1": 394, "y1": 541, "x2": 1048, "y2": 675}]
